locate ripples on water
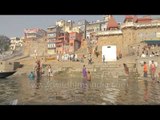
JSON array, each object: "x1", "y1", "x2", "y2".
[
  {"x1": 1, "y1": 72, "x2": 160, "y2": 105},
  {"x1": 0, "y1": 77, "x2": 19, "y2": 105}
]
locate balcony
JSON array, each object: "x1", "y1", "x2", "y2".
[
  {"x1": 54, "y1": 40, "x2": 63, "y2": 43},
  {"x1": 48, "y1": 43, "x2": 56, "y2": 49},
  {"x1": 135, "y1": 22, "x2": 160, "y2": 28},
  {"x1": 56, "y1": 43, "x2": 63, "y2": 47},
  {"x1": 47, "y1": 33, "x2": 56, "y2": 38},
  {"x1": 47, "y1": 38, "x2": 56, "y2": 42},
  {"x1": 96, "y1": 30, "x2": 122, "y2": 36},
  {"x1": 47, "y1": 26, "x2": 57, "y2": 32}
]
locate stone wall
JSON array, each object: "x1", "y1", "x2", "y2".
[
  {"x1": 23, "y1": 38, "x2": 47, "y2": 57},
  {"x1": 97, "y1": 26, "x2": 160, "y2": 57},
  {"x1": 0, "y1": 61, "x2": 14, "y2": 72},
  {"x1": 98, "y1": 35, "x2": 123, "y2": 56}
]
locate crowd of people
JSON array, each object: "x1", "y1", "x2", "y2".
[
  {"x1": 56, "y1": 53, "x2": 78, "y2": 62},
  {"x1": 132, "y1": 44, "x2": 160, "y2": 58},
  {"x1": 28, "y1": 59, "x2": 42, "y2": 89},
  {"x1": 143, "y1": 60, "x2": 160, "y2": 82},
  {"x1": 28, "y1": 58, "x2": 55, "y2": 89},
  {"x1": 123, "y1": 60, "x2": 160, "y2": 83}
]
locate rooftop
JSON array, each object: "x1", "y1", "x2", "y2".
[{"x1": 107, "y1": 15, "x2": 118, "y2": 29}]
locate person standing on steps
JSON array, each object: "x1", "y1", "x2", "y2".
[
  {"x1": 123, "y1": 63, "x2": 129, "y2": 75},
  {"x1": 88, "y1": 53, "x2": 92, "y2": 65},
  {"x1": 150, "y1": 60, "x2": 156, "y2": 81},
  {"x1": 102, "y1": 55, "x2": 105, "y2": 63}
]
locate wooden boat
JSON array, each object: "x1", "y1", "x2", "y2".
[{"x1": 0, "y1": 71, "x2": 16, "y2": 78}]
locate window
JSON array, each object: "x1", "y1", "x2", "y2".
[{"x1": 48, "y1": 33, "x2": 56, "y2": 37}]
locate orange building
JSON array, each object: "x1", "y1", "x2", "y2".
[
  {"x1": 55, "y1": 32, "x2": 69, "y2": 54},
  {"x1": 69, "y1": 32, "x2": 82, "y2": 53}
]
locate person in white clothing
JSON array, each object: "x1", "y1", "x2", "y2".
[
  {"x1": 48, "y1": 65, "x2": 52, "y2": 77},
  {"x1": 141, "y1": 52, "x2": 146, "y2": 58},
  {"x1": 57, "y1": 54, "x2": 59, "y2": 61},
  {"x1": 75, "y1": 54, "x2": 78, "y2": 61}
]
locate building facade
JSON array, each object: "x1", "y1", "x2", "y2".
[
  {"x1": 97, "y1": 15, "x2": 160, "y2": 57},
  {"x1": 24, "y1": 28, "x2": 46, "y2": 40},
  {"x1": 77, "y1": 20, "x2": 89, "y2": 39},
  {"x1": 47, "y1": 25, "x2": 61, "y2": 55},
  {"x1": 55, "y1": 31, "x2": 69, "y2": 54},
  {"x1": 69, "y1": 32, "x2": 82, "y2": 53},
  {"x1": 10, "y1": 37, "x2": 23, "y2": 50}
]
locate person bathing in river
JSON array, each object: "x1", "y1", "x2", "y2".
[
  {"x1": 123, "y1": 63, "x2": 129, "y2": 75},
  {"x1": 28, "y1": 71, "x2": 35, "y2": 80},
  {"x1": 143, "y1": 62, "x2": 148, "y2": 78},
  {"x1": 28, "y1": 71, "x2": 35, "y2": 88},
  {"x1": 150, "y1": 60, "x2": 156, "y2": 81},
  {"x1": 82, "y1": 65, "x2": 87, "y2": 89},
  {"x1": 87, "y1": 71, "x2": 91, "y2": 81},
  {"x1": 35, "y1": 60, "x2": 41, "y2": 79}
]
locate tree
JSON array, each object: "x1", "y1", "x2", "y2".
[{"x1": 0, "y1": 35, "x2": 11, "y2": 51}]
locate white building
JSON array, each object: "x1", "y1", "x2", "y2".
[{"x1": 10, "y1": 37, "x2": 23, "y2": 50}]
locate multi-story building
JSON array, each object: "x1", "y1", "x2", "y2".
[
  {"x1": 24, "y1": 28, "x2": 46, "y2": 40},
  {"x1": 56, "y1": 19, "x2": 74, "y2": 33},
  {"x1": 95, "y1": 15, "x2": 123, "y2": 56},
  {"x1": 55, "y1": 31, "x2": 69, "y2": 54},
  {"x1": 69, "y1": 32, "x2": 82, "y2": 53},
  {"x1": 86, "y1": 18, "x2": 108, "y2": 39},
  {"x1": 56, "y1": 20, "x2": 65, "y2": 28},
  {"x1": 77, "y1": 20, "x2": 89, "y2": 39},
  {"x1": 10, "y1": 37, "x2": 23, "y2": 50},
  {"x1": 47, "y1": 25, "x2": 61, "y2": 55},
  {"x1": 97, "y1": 15, "x2": 160, "y2": 57},
  {"x1": 64, "y1": 20, "x2": 74, "y2": 33},
  {"x1": 86, "y1": 21, "x2": 101, "y2": 39}
]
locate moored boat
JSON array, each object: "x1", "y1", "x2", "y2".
[{"x1": 0, "y1": 71, "x2": 16, "y2": 78}]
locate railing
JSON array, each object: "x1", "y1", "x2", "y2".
[
  {"x1": 136, "y1": 22, "x2": 160, "y2": 28},
  {"x1": 121, "y1": 22, "x2": 160, "y2": 28},
  {"x1": 121, "y1": 22, "x2": 135, "y2": 28},
  {"x1": 96, "y1": 30, "x2": 123, "y2": 36},
  {"x1": 58, "y1": 36, "x2": 65, "y2": 39},
  {"x1": 47, "y1": 34, "x2": 56, "y2": 38}
]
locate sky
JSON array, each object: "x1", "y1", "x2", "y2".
[{"x1": 0, "y1": 15, "x2": 160, "y2": 38}]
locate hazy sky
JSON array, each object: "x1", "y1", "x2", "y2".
[{"x1": 0, "y1": 15, "x2": 160, "y2": 38}]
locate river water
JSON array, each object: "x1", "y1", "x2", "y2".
[
  {"x1": 0, "y1": 77, "x2": 19, "y2": 105},
  {"x1": 1, "y1": 72, "x2": 160, "y2": 105}
]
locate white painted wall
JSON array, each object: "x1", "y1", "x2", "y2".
[{"x1": 102, "y1": 45, "x2": 117, "y2": 62}]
